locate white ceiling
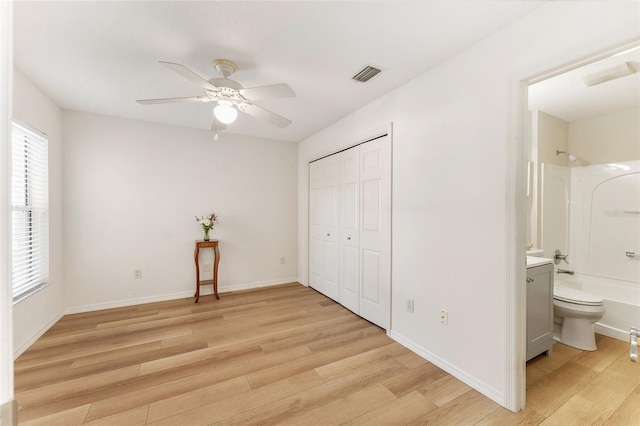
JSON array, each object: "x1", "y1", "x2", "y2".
[
  {"x1": 13, "y1": 1, "x2": 546, "y2": 142},
  {"x1": 529, "y1": 47, "x2": 640, "y2": 122}
]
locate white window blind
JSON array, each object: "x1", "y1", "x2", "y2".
[{"x1": 11, "y1": 121, "x2": 49, "y2": 302}]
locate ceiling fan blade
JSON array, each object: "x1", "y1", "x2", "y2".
[
  {"x1": 240, "y1": 83, "x2": 295, "y2": 100},
  {"x1": 210, "y1": 116, "x2": 227, "y2": 131},
  {"x1": 159, "y1": 61, "x2": 218, "y2": 91},
  {"x1": 240, "y1": 103, "x2": 292, "y2": 128},
  {"x1": 136, "y1": 96, "x2": 213, "y2": 105}
]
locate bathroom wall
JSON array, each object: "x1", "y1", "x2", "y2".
[
  {"x1": 529, "y1": 110, "x2": 569, "y2": 248},
  {"x1": 567, "y1": 107, "x2": 640, "y2": 278},
  {"x1": 537, "y1": 111, "x2": 570, "y2": 167},
  {"x1": 540, "y1": 164, "x2": 570, "y2": 259},
  {"x1": 569, "y1": 107, "x2": 640, "y2": 165},
  {"x1": 532, "y1": 95, "x2": 640, "y2": 254}
]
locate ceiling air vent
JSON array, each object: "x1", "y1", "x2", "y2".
[{"x1": 352, "y1": 65, "x2": 382, "y2": 83}]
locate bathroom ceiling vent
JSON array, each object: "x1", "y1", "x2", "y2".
[{"x1": 352, "y1": 65, "x2": 382, "y2": 83}]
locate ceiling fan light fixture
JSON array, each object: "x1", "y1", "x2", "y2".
[
  {"x1": 139, "y1": 59, "x2": 294, "y2": 128},
  {"x1": 214, "y1": 100, "x2": 238, "y2": 124}
]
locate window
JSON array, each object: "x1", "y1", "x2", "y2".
[{"x1": 11, "y1": 121, "x2": 49, "y2": 302}]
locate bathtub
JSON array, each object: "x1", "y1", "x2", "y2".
[{"x1": 555, "y1": 273, "x2": 640, "y2": 341}]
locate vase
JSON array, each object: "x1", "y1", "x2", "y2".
[{"x1": 203, "y1": 228, "x2": 210, "y2": 241}]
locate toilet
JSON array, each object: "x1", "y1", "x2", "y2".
[{"x1": 553, "y1": 285, "x2": 605, "y2": 351}]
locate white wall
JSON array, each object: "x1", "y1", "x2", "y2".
[
  {"x1": 297, "y1": 1, "x2": 639, "y2": 408},
  {"x1": 540, "y1": 164, "x2": 571, "y2": 258},
  {"x1": 1, "y1": 0, "x2": 14, "y2": 411},
  {"x1": 537, "y1": 111, "x2": 569, "y2": 167},
  {"x1": 569, "y1": 107, "x2": 640, "y2": 164},
  {"x1": 63, "y1": 112, "x2": 298, "y2": 312},
  {"x1": 12, "y1": 69, "x2": 65, "y2": 357},
  {"x1": 532, "y1": 111, "x2": 570, "y2": 247}
]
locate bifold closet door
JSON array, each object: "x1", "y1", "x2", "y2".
[
  {"x1": 357, "y1": 137, "x2": 391, "y2": 329},
  {"x1": 308, "y1": 155, "x2": 340, "y2": 301},
  {"x1": 309, "y1": 134, "x2": 390, "y2": 330}
]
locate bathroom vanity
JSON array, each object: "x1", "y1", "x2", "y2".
[{"x1": 526, "y1": 257, "x2": 554, "y2": 361}]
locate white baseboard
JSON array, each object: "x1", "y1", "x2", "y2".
[
  {"x1": 14, "y1": 311, "x2": 64, "y2": 359},
  {"x1": 219, "y1": 277, "x2": 299, "y2": 293},
  {"x1": 64, "y1": 277, "x2": 299, "y2": 315},
  {"x1": 595, "y1": 322, "x2": 631, "y2": 342},
  {"x1": 0, "y1": 399, "x2": 18, "y2": 426},
  {"x1": 389, "y1": 330, "x2": 505, "y2": 407},
  {"x1": 64, "y1": 291, "x2": 195, "y2": 315}
]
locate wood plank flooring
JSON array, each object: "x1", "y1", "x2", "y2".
[{"x1": 14, "y1": 283, "x2": 639, "y2": 425}]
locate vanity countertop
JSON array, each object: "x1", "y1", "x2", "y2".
[{"x1": 526, "y1": 256, "x2": 554, "y2": 268}]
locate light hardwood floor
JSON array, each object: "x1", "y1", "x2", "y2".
[{"x1": 14, "y1": 283, "x2": 640, "y2": 425}]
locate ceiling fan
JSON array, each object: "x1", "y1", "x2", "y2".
[{"x1": 136, "y1": 59, "x2": 295, "y2": 131}]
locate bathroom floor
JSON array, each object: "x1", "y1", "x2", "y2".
[{"x1": 523, "y1": 334, "x2": 639, "y2": 425}]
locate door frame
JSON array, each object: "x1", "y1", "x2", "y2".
[{"x1": 505, "y1": 38, "x2": 640, "y2": 411}]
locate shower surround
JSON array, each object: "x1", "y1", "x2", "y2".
[{"x1": 542, "y1": 160, "x2": 640, "y2": 340}]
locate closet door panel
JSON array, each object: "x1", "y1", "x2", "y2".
[
  {"x1": 362, "y1": 180, "x2": 381, "y2": 232},
  {"x1": 308, "y1": 162, "x2": 324, "y2": 293},
  {"x1": 339, "y1": 147, "x2": 360, "y2": 313},
  {"x1": 321, "y1": 186, "x2": 338, "y2": 228},
  {"x1": 341, "y1": 246, "x2": 358, "y2": 297},
  {"x1": 361, "y1": 249, "x2": 381, "y2": 302},
  {"x1": 308, "y1": 237, "x2": 322, "y2": 290},
  {"x1": 323, "y1": 240, "x2": 339, "y2": 299},
  {"x1": 358, "y1": 137, "x2": 391, "y2": 330},
  {"x1": 321, "y1": 156, "x2": 340, "y2": 301},
  {"x1": 342, "y1": 183, "x2": 358, "y2": 230},
  {"x1": 309, "y1": 156, "x2": 339, "y2": 299}
]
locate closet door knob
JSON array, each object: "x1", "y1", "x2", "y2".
[
  {"x1": 347, "y1": 237, "x2": 351, "y2": 240},
  {"x1": 326, "y1": 233, "x2": 330, "y2": 237}
]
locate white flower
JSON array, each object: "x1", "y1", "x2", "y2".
[{"x1": 196, "y1": 212, "x2": 218, "y2": 231}]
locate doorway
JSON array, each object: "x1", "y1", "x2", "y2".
[{"x1": 515, "y1": 41, "x2": 640, "y2": 410}]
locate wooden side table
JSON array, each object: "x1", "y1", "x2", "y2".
[{"x1": 194, "y1": 239, "x2": 220, "y2": 303}]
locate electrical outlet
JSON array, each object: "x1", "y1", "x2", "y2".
[
  {"x1": 134, "y1": 269, "x2": 142, "y2": 279},
  {"x1": 440, "y1": 309, "x2": 448, "y2": 325},
  {"x1": 203, "y1": 263, "x2": 211, "y2": 272},
  {"x1": 280, "y1": 256, "x2": 286, "y2": 264},
  {"x1": 406, "y1": 298, "x2": 414, "y2": 313}
]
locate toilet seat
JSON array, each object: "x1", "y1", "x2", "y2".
[{"x1": 554, "y1": 286, "x2": 604, "y2": 306}]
